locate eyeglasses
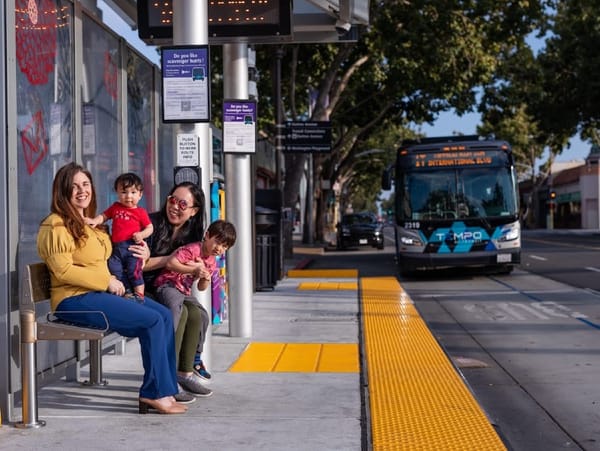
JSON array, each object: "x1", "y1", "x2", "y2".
[{"x1": 167, "y1": 195, "x2": 195, "y2": 211}]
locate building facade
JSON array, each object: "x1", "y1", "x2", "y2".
[{"x1": 520, "y1": 149, "x2": 600, "y2": 230}]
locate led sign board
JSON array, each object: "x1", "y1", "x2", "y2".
[
  {"x1": 138, "y1": 0, "x2": 291, "y2": 42},
  {"x1": 406, "y1": 149, "x2": 506, "y2": 169}
]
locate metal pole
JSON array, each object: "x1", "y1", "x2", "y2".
[
  {"x1": 224, "y1": 44, "x2": 253, "y2": 337},
  {"x1": 274, "y1": 47, "x2": 286, "y2": 270},
  {"x1": 16, "y1": 311, "x2": 45, "y2": 428},
  {"x1": 172, "y1": 0, "x2": 213, "y2": 366},
  {"x1": 82, "y1": 340, "x2": 107, "y2": 386},
  {"x1": 304, "y1": 154, "x2": 314, "y2": 244},
  {"x1": 275, "y1": 47, "x2": 283, "y2": 190},
  {"x1": 15, "y1": 343, "x2": 44, "y2": 428}
]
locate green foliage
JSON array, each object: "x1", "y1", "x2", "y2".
[
  {"x1": 249, "y1": 0, "x2": 550, "y2": 240},
  {"x1": 536, "y1": 0, "x2": 600, "y2": 145}
]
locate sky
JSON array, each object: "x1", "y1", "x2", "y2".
[
  {"x1": 416, "y1": 25, "x2": 593, "y2": 166},
  {"x1": 100, "y1": 1, "x2": 592, "y2": 165}
]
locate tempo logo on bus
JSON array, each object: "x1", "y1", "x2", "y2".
[{"x1": 434, "y1": 230, "x2": 485, "y2": 243}]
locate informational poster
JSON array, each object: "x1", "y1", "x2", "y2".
[
  {"x1": 176, "y1": 134, "x2": 199, "y2": 166},
  {"x1": 223, "y1": 100, "x2": 257, "y2": 154},
  {"x1": 82, "y1": 104, "x2": 96, "y2": 155},
  {"x1": 161, "y1": 46, "x2": 210, "y2": 123}
]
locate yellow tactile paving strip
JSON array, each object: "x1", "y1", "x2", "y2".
[
  {"x1": 362, "y1": 277, "x2": 506, "y2": 450},
  {"x1": 287, "y1": 268, "x2": 358, "y2": 278},
  {"x1": 229, "y1": 342, "x2": 359, "y2": 372},
  {"x1": 298, "y1": 281, "x2": 358, "y2": 290}
]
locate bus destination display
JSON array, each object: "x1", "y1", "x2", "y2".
[{"x1": 411, "y1": 149, "x2": 502, "y2": 168}]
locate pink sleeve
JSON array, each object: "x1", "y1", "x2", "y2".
[{"x1": 174, "y1": 243, "x2": 199, "y2": 264}]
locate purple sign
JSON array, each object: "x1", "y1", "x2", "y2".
[
  {"x1": 161, "y1": 46, "x2": 210, "y2": 123},
  {"x1": 223, "y1": 100, "x2": 257, "y2": 153}
]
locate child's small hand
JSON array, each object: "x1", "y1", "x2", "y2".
[
  {"x1": 85, "y1": 217, "x2": 98, "y2": 227},
  {"x1": 132, "y1": 232, "x2": 143, "y2": 243},
  {"x1": 194, "y1": 265, "x2": 211, "y2": 281},
  {"x1": 185, "y1": 258, "x2": 207, "y2": 273}
]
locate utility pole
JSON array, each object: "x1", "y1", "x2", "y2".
[
  {"x1": 172, "y1": 0, "x2": 213, "y2": 366},
  {"x1": 224, "y1": 44, "x2": 253, "y2": 337}
]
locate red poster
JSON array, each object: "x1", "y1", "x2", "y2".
[
  {"x1": 21, "y1": 111, "x2": 48, "y2": 175},
  {"x1": 15, "y1": 0, "x2": 58, "y2": 86}
]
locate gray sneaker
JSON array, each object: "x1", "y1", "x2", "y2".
[
  {"x1": 177, "y1": 374, "x2": 213, "y2": 397},
  {"x1": 174, "y1": 383, "x2": 197, "y2": 404}
]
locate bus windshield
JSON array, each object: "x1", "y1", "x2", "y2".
[{"x1": 399, "y1": 166, "x2": 518, "y2": 220}]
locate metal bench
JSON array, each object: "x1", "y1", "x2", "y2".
[{"x1": 16, "y1": 262, "x2": 111, "y2": 428}]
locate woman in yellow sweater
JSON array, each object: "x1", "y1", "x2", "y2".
[{"x1": 37, "y1": 162, "x2": 185, "y2": 415}]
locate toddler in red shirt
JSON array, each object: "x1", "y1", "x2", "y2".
[{"x1": 87, "y1": 173, "x2": 153, "y2": 300}]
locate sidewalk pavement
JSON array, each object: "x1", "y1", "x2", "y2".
[{"x1": 0, "y1": 242, "x2": 361, "y2": 451}]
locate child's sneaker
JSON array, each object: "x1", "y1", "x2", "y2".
[{"x1": 193, "y1": 361, "x2": 212, "y2": 382}]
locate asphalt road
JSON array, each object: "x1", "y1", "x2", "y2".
[{"x1": 306, "y1": 227, "x2": 600, "y2": 451}]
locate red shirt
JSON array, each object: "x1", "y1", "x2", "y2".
[
  {"x1": 103, "y1": 202, "x2": 152, "y2": 243},
  {"x1": 154, "y1": 242, "x2": 217, "y2": 295}
]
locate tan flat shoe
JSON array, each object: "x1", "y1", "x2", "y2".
[{"x1": 139, "y1": 397, "x2": 187, "y2": 414}]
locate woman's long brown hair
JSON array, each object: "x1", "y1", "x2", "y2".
[{"x1": 50, "y1": 162, "x2": 99, "y2": 246}]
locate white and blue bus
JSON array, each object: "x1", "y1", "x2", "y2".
[{"x1": 382, "y1": 136, "x2": 521, "y2": 274}]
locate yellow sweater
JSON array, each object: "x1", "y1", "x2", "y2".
[{"x1": 37, "y1": 214, "x2": 113, "y2": 311}]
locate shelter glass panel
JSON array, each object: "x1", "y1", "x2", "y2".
[
  {"x1": 15, "y1": 0, "x2": 74, "y2": 266},
  {"x1": 81, "y1": 14, "x2": 121, "y2": 209},
  {"x1": 157, "y1": 90, "x2": 175, "y2": 203},
  {"x1": 126, "y1": 49, "x2": 155, "y2": 210}
]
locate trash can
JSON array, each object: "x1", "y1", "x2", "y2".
[{"x1": 256, "y1": 205, "x2": 280, "y2": 290}]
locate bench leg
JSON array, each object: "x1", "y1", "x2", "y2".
[
  {"x1": 113, "y1": 337, "x2": 127, "y2": 356},
  {"x1": 82, "y1": 340, "x2": 108, "y2": 386},
  {"x1": 15, "y1": 341, "x2": 45, "y2": 428},
  {"x1": 65, "y1": 341, "x2": 83, "y2": 382}
]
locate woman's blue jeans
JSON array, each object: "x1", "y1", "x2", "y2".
[{"x1": 56, "y1": 291, "x2": 178, "y2": 399}]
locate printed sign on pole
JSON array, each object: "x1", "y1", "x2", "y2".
[
  {"x1": 223, "y1": 100, "x2": 257, "y2": 154},
  {"x1": 161, "y1": 46, "x2": 210, "y2": 123},
  {"x1": 177, "y1": 134, "x2": 199, "y2": 166}
]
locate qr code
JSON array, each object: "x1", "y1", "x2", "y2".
[{"x1": 181, "y1": 101, "x2": 191, "y2": 111}]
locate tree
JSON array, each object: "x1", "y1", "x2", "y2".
[
  {"x1": 535, "y1": 1, "x2": 600, "y2": 145},
  {"x1": 254, "y1": 0, "x2": 548, "y2": 243}
]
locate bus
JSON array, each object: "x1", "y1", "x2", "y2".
[{"x1": 382, "y1": 136, "x2": 521, "y2": 274}]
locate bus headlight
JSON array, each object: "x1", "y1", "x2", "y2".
[
  {"x1": 400, "y1": 236, "x2": 422, "y2": 246},
  {"x1": 498, "y1": 223, "x2": 520, "y2": 242}
]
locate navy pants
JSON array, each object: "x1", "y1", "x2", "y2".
[
  {"x1": 56, "y1": 291, "x2": 178, "y2": 399},
  {"x1": 108, "y1": 240, "x2": 144, "y2": 291}
]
